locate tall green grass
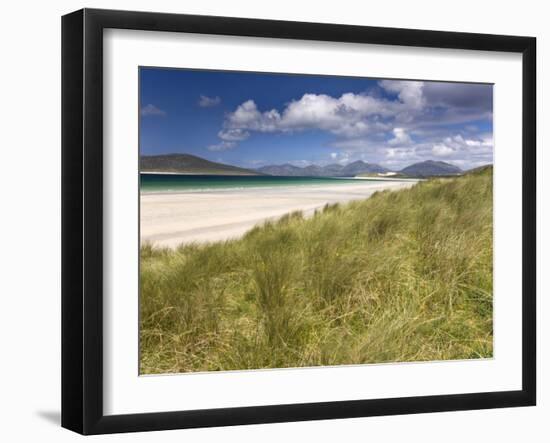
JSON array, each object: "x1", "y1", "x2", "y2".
[{"x1": 140, "y1": 167, "x2": 493, "y2": 374}]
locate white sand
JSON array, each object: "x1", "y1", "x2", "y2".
[{"x1": 140, "y1": 181, "x2": 417, "y2": 248}]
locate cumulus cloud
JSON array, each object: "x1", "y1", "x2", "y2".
[
  {"x1": 379, "y1": 80, "x2": 425, "y2": 109},
  {"x1": 432, "y1": 144, "x2": 455, "y2": 157},
  {"x1": 386, "y1": 147, "x2": 418, "y2": 160},
  {"x1": 437, "y1": 134, "x2": 493, "y2": 154},
  {"x1": 218, "y1": 128, "x2": 250, "y2": 141},
  {"x1": 207, "y1": 141, "x2": 236, "y2": 151},
  {"x1": 205, "y1": 79, "x2": 493, "y2": 169},
  {"x1": 140, "y1": 104, "x2": 166, "y2": 116},
  {"x1": 388, "y1": 128, "x2": 412, "y2": 146},
  {"x1": 220, "y1": 79, "x2": 453, "y2": 142},
  {"x1": 226, "y1": 100, "x2": 282, "y2": 132},
  {"x1": 222, "y1": 92, "x2": 404, "y2": 140},
  {"x1": 198, "y1": 95, "x2": 221, "y2": 107},
  {"x1": 420, "y1": 133, "x2": 493, "y2": 165},
  {"x1": 330, "y1": 134, "x2": 491, "y2": 169}
]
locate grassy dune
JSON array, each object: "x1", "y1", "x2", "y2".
[{"x1": 140, "y1": 167, "x2": 493, "y2": 374}]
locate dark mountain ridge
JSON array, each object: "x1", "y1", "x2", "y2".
[
  {"x1": 257, "y1": 160, "x2": 389, "y2": 177},
  {"x1": 257, "y1": 159, "x2": 464, "y2": 177},
  {"x1": 140, "y1": 153, "x2": 260, "y2": 175},
  {"x1": 140, "y1": 153, "x2": 469, "y2": 178},
  {"x1": 399, "y1": 160, "x2": 462, "y2": 177}
]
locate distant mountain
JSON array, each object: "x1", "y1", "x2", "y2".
[
  {"x1": 140, "y1": 153, "x2": 260, "y2": 175},
  {"x1": 322, "y1": 164, "x2": 348, "y2": 176},
  {"x1": 399, "y1": 160, "x2": 462, "y2": 177},
  {"x1": 257, "y1": 160, "x2": 389, "y2": 177},
  {"x1": 255, "y1": 163, "x2": 305, "y2": 176},
  {"x1": 341, "y1": 161, "x2": 389, "y2": 176},
  {"x1": 141, "y1": 154, "x2": 465, "y2": 178}
]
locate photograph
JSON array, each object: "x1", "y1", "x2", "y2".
[
  {"x1": 56, "y1": 5, "x2": 538, "y2": 436},
  {"x1": 139, "y1": 67, "x2": 494, "y2": 375}
]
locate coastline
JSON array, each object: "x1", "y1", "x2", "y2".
[
  {"x1": 353, "y1": 176, "x2": 424, "y2": 182},
  {"x1": 140, "y1": 171, "x2": 261, "y2": 176},
  {"x1": 140, "y1": 180, "x2": 417, "y2": 248}
]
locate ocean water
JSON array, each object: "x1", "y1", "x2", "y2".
[{"x1": 140, "y1": 174, "x2": 376, "y2": 193}]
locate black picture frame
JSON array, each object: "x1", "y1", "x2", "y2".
[{"x1": 61, "y1": 8, "x2": 536, "y2": 435}]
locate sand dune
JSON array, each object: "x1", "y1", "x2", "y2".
[{"x1": 140, "y1": 181, "x2": 417, "y2": 248}]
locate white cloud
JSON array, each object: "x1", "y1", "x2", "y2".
[
  {"x1": 217, "y1": 82, "x2": 488, "y2": 151},
  {"x1": 379, "y1": 80, "x2": 425, "y2": 109},
  {"x1": 432, "y1": 144, "x2": 454, "y2": 157},
  {"x1": 207, "y1": 141, "x2": 236, "y2": 151},
  {"x1": 218, "y1": 128, "x2": 250, "y2": 141},
  {"x1": 465, "y1": 135, "x2": 493, "y2": 148},
  {"x1": 326, "y1": 151, "x2": 349, "y2": 164},
  {"x1": 280, "y1": 94, "x2": 338, "y2": 130},
  {"x1": 280, "y1": 93, "x2": 394, "y2": 134},
  {"x1": 329, "y1": 128, "x2": 492, "y2": 169},
  {"x1": 227, "y1": 100, "x2": 282, "y2": 132},
  {"x1": 386, "y1": 147, "x2": 417, "y2": 160},
  {"x1": 140, "y1": 104, "x2": 166, "y2": 116},
  {"x1": 465, "y1": 139, "x2": 482, "y2": 147},
  {"x1": 431, "y1": 133, "x2": 493, "y2": 159},
  {"x1": 198, "y1": 95, "x2": 221, "y2": 107},
  {"x1": 388, "y1": 128, "x2": 412, "y2": 146},
  {"x1": 206, "y1": 80, "x2": 492, "y2": 170},
  {"x1": 436, "y1": 134, "x2": 493, "y2": 153},
  {"x1": 223, "y1": 92, "x2": 406, "y2": 139}
]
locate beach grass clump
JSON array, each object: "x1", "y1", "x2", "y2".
[{"x1": 140, "y1": 167, "x2": 493, "y2": 374}]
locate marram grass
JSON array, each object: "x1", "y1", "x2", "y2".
[{"x1": 140, "y1": 167, "x2": 493, "y2": 374}]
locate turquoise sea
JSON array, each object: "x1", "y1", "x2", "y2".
[{"x1": 140, "y1": 174, "x2": 376, "y2": 193}]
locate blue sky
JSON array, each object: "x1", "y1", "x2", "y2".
[{"x1": 140, "y1": 68, "x2": 493, "y2": 170}]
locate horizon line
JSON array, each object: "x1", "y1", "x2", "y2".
[{"x1": 139, "y1": 152, "x2": 493, "y2": 171}]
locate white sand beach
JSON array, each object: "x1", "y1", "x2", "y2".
[{"x1": 140, "y1": 181, "x2": 417, "y2": 248}]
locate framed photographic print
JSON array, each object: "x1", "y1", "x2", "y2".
[{"x1": 61, "y1": 8, "x2": 536, "y2": 435}]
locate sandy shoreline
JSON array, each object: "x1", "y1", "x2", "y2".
[{"x1": 140, "y1": 181, "x2": 417, "y2": 248}]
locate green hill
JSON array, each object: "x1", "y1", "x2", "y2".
[
  {"x1": 399, "y1": 160, "x2": 462, "y2": 177},
  {"x1": 140, "y1": 153, "x2": 261, "y2": 175}
]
